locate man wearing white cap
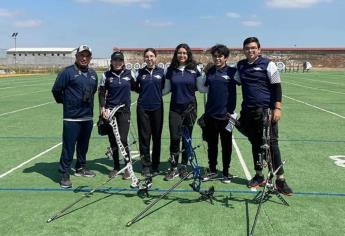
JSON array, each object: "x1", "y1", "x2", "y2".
[{"x1": 52, "y1": 45, "x2": 98, "y2": 188}]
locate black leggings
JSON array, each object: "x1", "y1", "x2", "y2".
[
  {"x1": 168, "y1": 102, "x2": 197, "y2": 167},
  {"x1": 106, "y1": 111, "x2": 130, "y2": 170},
  {"x1": 137, "y1": 105, "x2": 163, "y2": 170}
]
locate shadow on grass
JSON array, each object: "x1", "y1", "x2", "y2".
[
  {"x1": 22, "y1": 156, "x2": 114, "y2": 183},
  {"x1": 22, "y1": 156, "x2": 150, "y2": 183},
  {"x1": 21, "y1": 154, "x2": 175, "y2": 184}
]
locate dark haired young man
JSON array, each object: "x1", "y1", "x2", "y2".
[
  {"x1": 235, "y1": 37, "x2": 293, "y2": 195},
  {"x1": 198, "y1": 44, "x2": 237, "y2": 184}
]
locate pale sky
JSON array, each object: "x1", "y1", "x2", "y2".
[{"x1": 0, "y1": 0, "x2": 344, "y2": 57}]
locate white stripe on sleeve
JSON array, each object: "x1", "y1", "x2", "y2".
[{"x1": 267, "y1": 61, "x2": 281, "y2": 84}]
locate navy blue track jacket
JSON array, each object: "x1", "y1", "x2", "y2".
[
  {"x1": 100, "y1": 69, "x2": 136, "y2": 110},
  {"x1": 166, "y1": 66, "x2": 201, "y2": 106},
  {"x1": 52, "y1": 64, "x2": 98, "y2": 119},
  {"x1": 136, "y1": 66, "x2": 165, "y2": 110},
  {"x1": 205, "y1": 65, "x2": 237, "y2": 119}
]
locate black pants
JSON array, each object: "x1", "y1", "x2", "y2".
[
  {"x1": 59, "y1": 120, "x2": 93, "y2": 174},
  {"x1": 137, "y1": 105, "x2": 163, "y2": 170},
  {"x1": 238, "y1": 107, "x2": 284, "y2": 175},
  {"x1": 169, "y1": 102, "x2": 197, "y2": 168},
  {"x1": 106, "y1": 111, "x2": 130, "y2": 170},
  {"x1": 204, "y1": 116, "x2": 232, "y2": 176}
]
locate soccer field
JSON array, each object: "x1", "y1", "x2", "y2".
[{"x1": 0, "y1": 71, "x2": 344, "y2": 236}]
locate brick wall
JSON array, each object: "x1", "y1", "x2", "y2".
[{"x1": 118, "y1": 48, "x2": 345, "y2": 68}]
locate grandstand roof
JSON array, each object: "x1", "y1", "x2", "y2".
[{"x1": 6, "y1": 48, "x2": 76, "y2": 53}]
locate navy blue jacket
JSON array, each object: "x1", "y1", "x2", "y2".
[
  {"x1": 166, "y1": 66, "x2": 200, "y2": 106},
  {"x1": 237, "y1": 56, "x2": 277, "y2": 109},
  {"x1": 205, "y1": 65, "x2": 237, "y2": 119},
  {"x1": 100, "y1": 69, "x2": 136, "y2": 111},
  {"x1": 136, "y1": 66, "x2": 165, "y2": 110},
  {"x1": 52, "y1": 64, "x2": 98, "y2": 119}
]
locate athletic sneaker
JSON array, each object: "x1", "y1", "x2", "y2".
[
  {"x1": 247, "y1": 174, "x2": 266, "y2": 188},
  {"x1": 179, "y1": 165, "x2": 189, "y2": 179},
  {"x1": 108, "y1": 169, "x2": 119, "y2": 178},
  {"x1": 221, "y1": 174, "x2": 235, "y2": 184},
  {"x1": 122, "y1": 169, "x2": 131, "y2": 180},
  {"x1": 202, "y1": 172, "x2": 218, "y2": 181},
  {"x1": 60, "y1": 174, "x2": 72, "y2": 188},
  {"x1": 164, "y1": 168, "x2": 179, "y2": 181},
  {"x1": 141, "y1": 166, "x2": 151, "y2": 177},
  {"x1": 75, "y1": 167, "x2": 96, "y2": 177},
  {"x1": 275, "y1": 178, "x2": 293, "y2": 196},
  {"x1": 222, "y1": 176, "x2": 231, "y2": 184},
  {"x1": 151, "y1": 169, "x2": 160, "y2": 176}
]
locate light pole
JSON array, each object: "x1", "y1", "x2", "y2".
[{"x1": 11, "y1": 32, "x2": 18, "y2": 66}]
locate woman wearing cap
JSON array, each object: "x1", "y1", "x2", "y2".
[
  {"x1": 99, "y1": 51, "x2": 136, "y2": 179},
  {"x1": 135, "y1": 48, "x2": 165, "y2": 177},
  {"x1": 162, "y1": 43, "x2": 203, "y2": 181}
]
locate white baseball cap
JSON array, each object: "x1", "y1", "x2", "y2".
[{"x1": 76, "y1": 45, "x2": 92, "y2": 55}]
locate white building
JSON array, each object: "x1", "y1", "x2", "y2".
[{"x1": 4, "y1": 48, "x2": 77, "y2": 67}]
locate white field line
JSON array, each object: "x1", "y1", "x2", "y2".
[
  {"x1": 295, "y1": 78, "x2": 345, "y2": 87},
  {"x1": 0, "y1": 83, "x2": 51, "y2": 90},
  {"x1": 284, "y1": 95, "x2": 345, "y2": 119},
  {"x1": 0, "y1": 102, "x2": 54, "y2": 117},
  {"x1": 0, "y1": 143, "x2": 62, "y2": 178},
  {"x1": 0, "y1": 89, "x2": 49, "y2": 99},
  {"x1": 0, "y1": 77, "x2": 50, "y2": 85},
  {"x1": 283, "y1": 81, "x2": 345, "y2": 95},
  {"x1": 0, "y1": 75, "x2": 52, "y2": 83},
  {"x1": 232, "y1": 136, "x2": 256, "y2": 192},
  {"x1": 0, "y1": 101, "x2": 138, "y2": 178}
]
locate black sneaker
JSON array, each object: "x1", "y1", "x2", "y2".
[
  {"x1": 122, "y1": 169, "x2": 131, "y2": 180},
  {"x1": 108, "y1": 169, "x2": 119, "y2": 178},
  {"x1": 151, "y1": 169, "x2": 160, "y2": 176},
  {"x1": 60, "y1": 174, "x2": 72, "y2": 188},
  {"x1": 247, "y1": 174, "x2": 266, "y2": 188},
  {"x1": 141, "y1": 166, "x2": 151, "y2": 177},
  {"x1": 202, "y1": 172, "x2": 218, "y2": 181},
  {"x1": 179, "y1": 165, "x2": 189, "y2": 179},
  {"x1": 75, "y1": 167, "x2": 96, "y2": 177},
  {"x1": 221, "y1": 174, "x2": 236, "y2": 184},
  {"x1": 275, "y1": 178, "x2": 293, "y2": 196},
  {"x1": 164, "y1": 168, "x2": 179, "y2": 181}
]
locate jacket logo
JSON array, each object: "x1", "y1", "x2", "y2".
[
  {"x1": 221, "y1": 75, "x2": 230, "y2": 80},
  {"x1": 91, "y1": 75, "x2": 96, "y2": 80},
  {"x1": 122, "y1": 76, "x2": 131, "y2": 81},
  {"x1": 154, "y1": 75, "x2": 162, "y2": 79},
  {"x1": 253, "y1": 67, "x2": 263, "y2": 71},
  {"x1": 187, "y1": 69, "x2": 196, "y2": 74},
  {"x1": 142, "y1": 75, "x2": 147, "y2": 80}
]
